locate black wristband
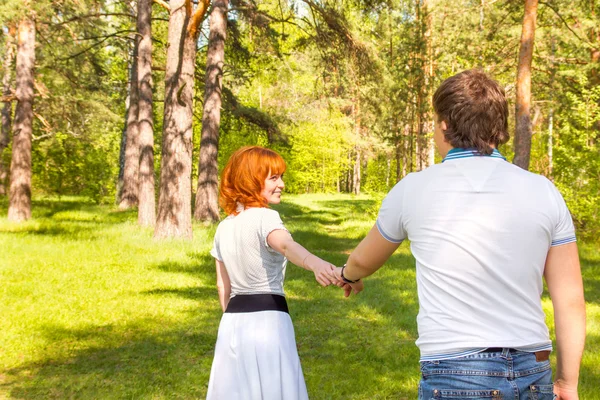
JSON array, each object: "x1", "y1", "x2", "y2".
[{"x1": 341, "y1": 264, "x2": 360, "y2": 284}]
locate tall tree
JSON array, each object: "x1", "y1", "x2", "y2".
[
  {"x1": 136, "y1": 0, "x2": 155, "y2": 226},
  {"x1": 8, "y1": 16, "x2": 35, "y2": 222},
  {"x1": 119, "y1": 41, "x2": 140, "y2": 209},
  {"x1": 155, "y1": 0, "x2": 209, "y2": 238},
  {"x1": 0, "y1": 25, "x2": 16, "y2": 196},
  {"x1": 513, "y1": 0, "x2": 538, "y2": 170},
  {"x1": 194, "y1": 0, "x2": 229, "y2": 222}
]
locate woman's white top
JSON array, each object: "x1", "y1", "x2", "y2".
[{"x1": 210, "y1": 207, "x2": 289, "y2": 297}]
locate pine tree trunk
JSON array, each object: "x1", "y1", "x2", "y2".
[
  {"x1": 395, "y1": 132, "x2": 402, "y2": 182},
  {"x1": 194, "y1": 0, "x2": 229, "y2": 222},
  {"x1": 513, "y1": 0, "x2": 538, "y2": 170},
  {"x1": 154, "y1": 0, "x2": 198, "y2": 239},
  {"x1": 119, "y1": 42, "x2": 140, "y2": 209},
  {"x1": 116, "y1": 97, "x2": 130, "y2": 204},
  {"x1": 137, "y1": 0, "x2": 156, "y2": 226},
  {"x1": 547, "y1": 109, "x2": 553, "y2": 179},
  {"x1": 8, "y1": 17, "x2": 35, "y2": 222},
  {"x1": 353, "y1": 148, "x2": 361, "y2": 195},
  {"x1": 385, "y1": 156, "x2": 390, "y2": 188},
  {"x1": 0, "y1": 26, "x2": 16, "y2": 197}
]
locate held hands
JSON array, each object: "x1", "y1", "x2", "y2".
[
  {"x1": 306, "y1": 257, "x2": 363, "y2": 297},
  {"x1": 333, "y1": 267, "x2": 364, "y2": 297},
  {"x1": 310, "y1": 258, "x2": 337, "y2": 287}
]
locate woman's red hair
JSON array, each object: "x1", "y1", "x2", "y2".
[{"x1": 219, "y1": 146, "x2": 286, "y2": 215}]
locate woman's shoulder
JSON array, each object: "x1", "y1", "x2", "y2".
[{"x1": 245, "y1": 207, "x2": 281, "y2": 218}]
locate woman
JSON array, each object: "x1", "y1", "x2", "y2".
[{"x1": 206, "y1": 146, "x2": 335, "y2": 400}]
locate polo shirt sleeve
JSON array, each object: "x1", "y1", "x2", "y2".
[
  {"x1": 548, "y1": 182, "x2": 576, "y2": 247},
  {"x1": 261, "y1": 209, "x2": 289, "y2": 251},
  {"x1": 376, "y1": 180, "x2": 408, "y2": 244},
  {"x1": 210, "y1": 224, "x2": 223, "y2": 261}
]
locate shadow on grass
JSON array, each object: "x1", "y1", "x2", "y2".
[
  {"x1": 580, "y1": 252, "x2": 600, "y2": 304},
  {"x1": 3, "y1": 317, "x2": 219, "y2": 399},
  {"x1": 0, "y1": 198, "x2": 137, "y2": 241}
]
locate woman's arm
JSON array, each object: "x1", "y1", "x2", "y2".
[
  {"x1": 544, "y1": 242, "x2": 586, "y2": 400},
  {"x1": 267, "y1": 229, "x2": 335, "y2": 286},
  {"x1": 216, "y1": 260, "x2": 231, "y2": 312}
]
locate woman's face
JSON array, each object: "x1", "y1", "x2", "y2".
[{"x1": 261, "y1": 171, "x2": 284, "y2": 204}]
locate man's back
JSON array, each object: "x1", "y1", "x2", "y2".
[{"x1": 377, "y1": 149, "x2": 576, "y2": 357}]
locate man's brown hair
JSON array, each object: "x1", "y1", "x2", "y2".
[{"x1": 433, "y1": 69, "x2": 509, "y2": 155}]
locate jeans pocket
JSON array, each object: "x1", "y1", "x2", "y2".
[
  {"x1": 529, "y1": 384, "x2": 555, "y2": 400},
  {"x1": 431, "y1": 389, "x2": 502, "y2": 399}
]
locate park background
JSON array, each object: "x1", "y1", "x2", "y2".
[{"x1": 1, "y1": 0, "x2": 599, "y2": 398}]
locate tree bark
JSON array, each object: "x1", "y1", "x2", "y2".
[
  {"x1": 155, "y1": 0, "x2": 207, "y2": 239},
  {"x1": 416, "y1": 0, "x2": 433, "y2": 170},
  {"x1": 137, "y1": 0, "x2": 156, "y2": 226},
  {"x1": 194, "y1": 0, "x2": 229, "y2": 222},
  {"x1": 547, "y1": 108, "x2": 553, "y2": 179},
  {"x1": 353, "y1": 148, "x2": 361, "y2": 195},
  {"x1": 116, "y1": 95, "x2": 130, "y2": 204},
  {"x1": 8, "y1": 17, "x2": 35, "y2": 222},
  {"x1": 119, "y1": 41, "x2": 140, "y2": 209},
  {"x1": 513, "y1": 0, "x2": 538, "y2": 170},
  {"x1": 0, "y1": 26, "x2": 16, "y2": 197}
]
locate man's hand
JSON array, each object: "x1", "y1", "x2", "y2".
[
  {"x1": 333, "y1": 267, "x2": 364, "y2": 297},
  {"x1": 554, "y1": 380, "x2": 579, "y2": 400}
]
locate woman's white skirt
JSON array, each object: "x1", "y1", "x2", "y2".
[{"x1": 206, "y1": 310, "x2": 309, "y2": 400}]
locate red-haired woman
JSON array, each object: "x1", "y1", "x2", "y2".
[{"x1": 206, "y1": 146, "x2": 335, "y2": 400}]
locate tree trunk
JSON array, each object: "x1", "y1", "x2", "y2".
[
  {"x1": 385, "y1": 155, "x2": 390, "y2": 188},
  {"x1": 8, "y1": 17, "x2": 35, "y2": 222},
  {"x1": 416, "y1": 0, "x2": 433, "y2": 170},
  {"x1": 194, "y1": 0, "x2": 229, "y2": 222},
  {"x1": 513, "y1": 0, "x2": 538, "y2": 170},
  {"x1": 353, "y1": 148, "x2": 361, "y2": 195},
  {"x1": 0, "y1": 26, "x2": 16, "y2": 197},
  {"x1": 116, "y1": 96, "x2": 130, "y2": 204},
  {"x1": 119, "y1": 41, "x2": 140, "y2": 209},
  {"x1": 547, "y1": 108, "x2": 553, "y2": 179},
  {"x1": 155, "y1": 0, "x2": 205, "y2": 239},
  {"x1": 346, "y1": 149, "x2": 351, "y2": 192},
  {"x1": 137, "y1": 0, "x2": 156, "y2": 226}
]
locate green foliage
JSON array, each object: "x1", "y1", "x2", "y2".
[
  {"x1": 1, "y1": 195, "x2": 600, "y2": 398},
  {"x1": 2, "y1": 0, "x2": 599, "y2": 237},
  {"x1": 553, "y1": 84, "x2": 600, "y2": 241}
]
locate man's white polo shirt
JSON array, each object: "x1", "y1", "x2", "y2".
[{"x1": 376, "y1": 148, "x2": 576, "y2": 361}]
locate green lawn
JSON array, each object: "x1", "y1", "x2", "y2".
[{"x1": 0, "y1": 194, "x2": 598, "y2": 399}]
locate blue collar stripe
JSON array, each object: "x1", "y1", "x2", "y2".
[{"x1": 443, "y1": 148, "x2": 506, "y2": 162}]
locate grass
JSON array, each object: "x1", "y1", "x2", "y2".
[{"x1": 0, "y1": 194, "x2": 598, "y2": 399}]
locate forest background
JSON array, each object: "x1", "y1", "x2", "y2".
[
  {"x1": 0, "y1": 0, "x2": 599, "y2": 240},
  {"x1": 1, "y1": 1, "x2": 600, "y2": 398}
]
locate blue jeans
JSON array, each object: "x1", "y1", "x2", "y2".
[{"x1": 419, "y1": 348, "x2": 555, "y2": 399}]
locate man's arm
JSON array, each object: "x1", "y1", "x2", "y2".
[
  {"x1": 334, "y1": 224, "x2": 401, "y2": 294},
  {"x1": 544, "y1": 242, "x2": 586, "y2": 400},
  {"x1": 216, "y1": 260, "x2": 231, "y2": 312}
]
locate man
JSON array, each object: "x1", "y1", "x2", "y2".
[{"x1": 335, "y1": 70, "x2": 585, "y2": 399}]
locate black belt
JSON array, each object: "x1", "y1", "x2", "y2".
[
  {"x1": 482, "y1": 347, "x2": 515, "y2": 353},
  {"x1": 225, "y1": 294, "x2": 289, "y2": 314},
  {"x1": 481, "y1": 348, "x2": 551, "y2": 362}
]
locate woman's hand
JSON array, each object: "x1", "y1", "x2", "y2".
[{"x1": 310, "y1": 259, "x2": 336, "y2": 287}]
